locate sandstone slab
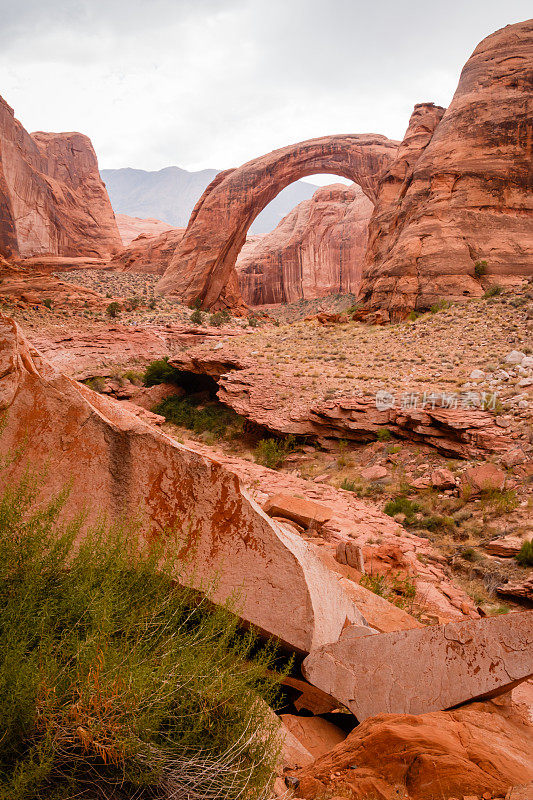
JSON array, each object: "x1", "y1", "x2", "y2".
[
  {"x1": 302, "y1": 613, "x2": 533, "y2": 721},
  {"x1": 0, "y1": 314, "x2": 369, "y2": 653},
  {"x1": 279, "y1": 714, "x2": 346, "y2": 761},
  {"x1": 263, "y1": 494, "x2": 334, "y2": 531}
]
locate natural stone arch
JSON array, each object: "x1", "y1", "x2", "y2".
[{"x1": 156, "y1": 134, "x2": 399, "y2": 310}]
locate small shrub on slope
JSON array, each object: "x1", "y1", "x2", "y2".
[{"x1": 0, "y1": 470, "x2": 281, "y2": 800}]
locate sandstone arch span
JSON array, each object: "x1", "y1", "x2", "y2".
[{"x1": 156, "y1": 134, "x2": 399, "y2": 310}]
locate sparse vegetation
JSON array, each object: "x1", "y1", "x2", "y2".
[
  {"x1": 360, "y1": 571, "x2": 417, "y2": 611},
  {"x1": 143, "y1": 357, "x2": 181, "y2": 387},
  {"x1": 209, "y1": 310, "x2": 231, "y2": 327},
  {"x1": 0, "y1": 472, "x2": 282, "y2": 800},
  {"x1": 376, "y1": 428, "x2": 392, "y2": 442},
  {"x1": 154, "y1": 396, "x2": 244, "y2": 439},
  {"x1": 106, "y1": 301, "x2": 121, "y2": 318},
  {"x1": 474, "y1": 259, "x2": 488, "y2": 277},
  {"x1": 516, "y1": 539, "x2": 533, "y2": 567},
  {"x1": 190, "y1": 308, "x2": 203, "y2": 325},
  {"x1": 429, "y1": 299, "x2": 450, "y2": 314},
  {"x1": 483, "y1": 285, "x2": 503, "y2": 298},
  {"x1": 254, "y1": 436, "x2": 296, "y2": 470},
  {"x1": 384, "y1": 497, "x2": 420, "y2": 523}
]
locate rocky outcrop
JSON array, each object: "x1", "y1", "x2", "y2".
[
  {"x1": 110, "y1": 227, "x2": 186, "y2": 273},
  {"x1": 0, "y1": 313, "x2": 370, "y2": 653},
  {"x1": 0, "y1": 94, "x2": 121, "y2": 259},
  {"x1": 0, "y1": 259, "x2": 105, "y2": 310},
  {"x1": 156, "y1": 134, "x2": 398, "y2": 310},
  {"x1": 115, "y1": 214, "x2": 176, "y2": 246},
  {"x1": 360, "y1": 20, "x2": 533, "y2": 319},
  {"x1": 236, "y1": 184, "x2": 372, "y2": 305},
  {"x1": 302, "y1": 613, "x2": 533, "y2": 721},
  {"x1": 290, "y1": 699, "x2": 533, "y2": 800}
]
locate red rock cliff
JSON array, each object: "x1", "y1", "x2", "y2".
[
  {"x1": 360, "y1": 20, "x2": 533, "y2": 319},
  {"x1": 0, "y1": 94, "x2": 121, "y2": 259},
  {"x1": 236, "y1": 184, "x2": 372, "y2": 305}
]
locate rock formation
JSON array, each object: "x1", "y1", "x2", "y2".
[
  {"x1": 236, "y1": 184, "x2": 372, "y2": 305},
  {"x1": 0, "y1": 313, "x2": 369, "y2": 653},
  {"x1": 302, "y1": 612, "x2": 533, "y2": 721},
  {"x1": 291, "y1": 699, "x2": 533, "y2": 800},
  {"x1": 360, "y1": 20, "x2": 533, "y2": 319},
  {"x1": 110, "y1": 227, "x2": 186, "y2": 273},
  {"x1": 156, "y1": 134, "x2": 398, "y2": 310},
  {"x1": 0, "y1": 94, "x2": 121, "y2": 259},
  {"x1": 115, "y1": 213, "x2": 176, "y2": 246}
]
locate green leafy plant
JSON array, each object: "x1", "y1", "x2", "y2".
[
  {"x1": 384, "y1": 496, "x2": 420, "y2": 524},
  {"x1": 42, "y1": 298, "x2": 52, "y2": 310},
  {"x1": 154, "y1": 396, "x2": 244, "y2": 439},
  {"x1": 143, "y1": 357, "x2": 181, "y2": 387},
  {"x1": 0, "y1": 471, "x2": 282, "y2": 800},
  {"x1": 483, "y1": 285, "x2": 503, "y2": 298},
  {"x1": 516, "y1": 539, "x2": 533, "y2": 567},
  {"x1": 474, "y1": 260, "x2": 488, "y2": 277},
  {"x1": 429, "y1": 299, "x2": 450, "y2": 314},
  {"x1": 106, "y1": 301, "x2": 121, "y2": 319},
  {"x1": 254, "y1": 436, "x2": 296, "y2": 470},
  {"x1": 340, "y1": 478, "x2": 357, "y2": 492},
  {"x1": 376, "y1": 428, "x2": 392, "y2": 442},
  {"x1": 190, "y1": 308, "x2": 203, "y2": 325},
  {"x1": 83, "y1": 376, "x2": 106, "y2": 393},
  {"x1": 209, "y1": 310, "x2": 231, "y2": 327}
]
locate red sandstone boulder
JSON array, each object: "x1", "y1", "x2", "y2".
[
  {"x1": 0, "y1": 94, "x2": 121, "y2": 259},
  {"x1": 360, "y1": 21, "x2": 533, "y2": 319},
  {"x1": 462, "y1": 463, "x2": 507, "y2": 494},
  {"x1": 235, "y1": 184, "x2": 372, "y2": 305},
  {"x1": 302, "y1": 613, "x2": 533, "y2": 720},
  {"x1": 291, "y1": 700, "x2": 533, "y2": 800},
  {"x1": 279, "y1": 714, "x2": 346, "y2": 761}
]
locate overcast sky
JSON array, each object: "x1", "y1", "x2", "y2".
[{"x1": 1, "y1": 0, "x2": 530, "y2": 183}]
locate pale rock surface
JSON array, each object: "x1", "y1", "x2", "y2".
[
  {"x1": 302, "y1": 612, "x2": 533, "y2": 721},
  {"x1": 115, "y1": 214, "x2": 176, "y2": 246},
  {"x1": 110, "y1": 227, "x2": 186, "y2": 274},
  {"x1": 279, "y1": 714, "x2": 346, "y2": 761}
]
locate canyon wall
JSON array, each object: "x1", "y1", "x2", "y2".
[
  {"x1": 360, "y1": 20, "x2": 533, "y2": 319},
  {"x1": 0, "y1": 94, "x2": 121, "y2": 259},
  {"x1": 236, "y1": 184, "x2": 372, "y2": 305}
]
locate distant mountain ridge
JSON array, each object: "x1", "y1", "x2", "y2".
[{"x1": 100, "y1": 165, "x2": 319, "y2": 234}]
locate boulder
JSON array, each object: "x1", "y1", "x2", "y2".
[
  {"x1": 360, "y1": 464, "x2": 388, "y2": 481},
  {"x1": 462, "y1": 463, "x2": 507, "y2": 493},
  {"x1": 431, "y1": 467, "x2": 456, "y2": 489},
  {"x1": 0, "y1": 314, "x2": 369, "y2": 653},
  {"x1": 263, "y1": 494, "x2": 335, "y2": 531},
  {"x1": 0, "y1": 94, "x2": 121, "y2": 259},
  {"x1": 497, "y1": 578, "x2": 533, "y2": 603},
  {"x1": 291, "y1": 700, "x2": 533, "y2": 800},
  {"x1": 302, "y1": 612, "x2": 533, "y2": 721},
  {"x1": 335, "y1": 541, "x2": 365, "y2": 572},
  {"x1": 485, "y1": 536, "x2": 528, "y2": 558}
]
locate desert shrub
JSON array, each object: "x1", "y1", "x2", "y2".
[
  {"x1": 42, "y1": 298, "x2": 52, "y2": 310},
  {"x1": 106, "y1": 301, "x2": 121, "y2": 318},
  {"x1": 340, "y1": 478, "x2": 357, "y2": 492},
  {"x1": 254, "y1": 436, "x2": 296, "y2": 470},
  {"x1": 360, "y1": 571, "x2": 416, "y2": 611},
  {"x1": 429, "y1": 299, "x2": 450, "y2": 314},
  {"x1": 125, "y1": 296, "x2": 141, "y2": 311},
  {"x1": 143, "y1": 357, "x2": 181, "y2": 387},
  {"x1": 384, "y1": 496, "x2": 420, "y2": 523},
  {"x1": 480, "y1": 488, "x2": 519, "y2": 515},
  {"x1": 83, "y1": 376, "x2": 106, "y2": 393},
  {"x1": 474, "y1": 260, "x2": 488, "y2": 277},
  {"x1": 460, "y1": 546, "x2": 483, "y2": 563},
  {"x1": 122, "y1": 370, "x2": 144, "y2": 385},
  {"x1": 516, "y1": 539, "x2": 533, "y2": 567},
  {"x1": 247, "y1": 315, "x2": 259, "y2": 328},
  {"x1": 154, "y1": 396, "x2": 243, "y2": 439},
  {"x1": 0, "y1": 472, "x2": 282, "y2": 800},
  {"x1": 483, "y1": 285, "x2": 503, "y2": 298},
  {"x1": 376, "y1": 428, "x2": 392, "y2": 442},
  {"x1": 190, "y1": 308, "x2": 203, "y2": 325},
  {"x1": 209, "y1": 310, "x2": 231, "y2": 327}
]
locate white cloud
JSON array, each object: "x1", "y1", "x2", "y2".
[{"x1": 0, "y1": 0, "x2": 530, "y2": 173}]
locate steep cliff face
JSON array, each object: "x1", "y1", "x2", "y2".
[
  {"x1": 236, "y1": 184, "x2": 372, "y2": 305},
  {"x1": 0, "y1": 94, "x2": 121, "y2": 259},
  {"x1": 360, "y1": 20, "x2": 533, "y2": 319}
]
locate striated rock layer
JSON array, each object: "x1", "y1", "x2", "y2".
[
  {"x1": 360, "y1": 20, "x2": 533, "y2": 319},
  {"x1": 115, "y1": 213, "x2": 176, "y2": 246},
  {"x1": 0, "y1": 94, "x2": 121, "y2": 259},
  {"x1": 236, "y1": 184, "x2": 372, "y2": 305},
  {"x1": 0, "y1": 313, "x2": 368, "y2": 653},
  {"x1": 156, "y1": 134, "x2": 398, "y2": 311},
  {"x1": 111, "y1": 227, "x2": 186, "y2": 273}
]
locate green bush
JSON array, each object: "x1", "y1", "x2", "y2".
[
  {"x1": 483, "y1": 285, "x2": 503, "y2": 298},
  {"x1": 209, "y1": 310, "x2": 231, "y2": 327},
  {"x1": 42, "y1": 299, "x2": 52, "y2": 310},
  {"x1": 190, "y1": 309, "x2": 203, "y2": 325},
  {"x1": 516, "y1": 539, "x2": 533, "y2": 567},
  {"x1": 0, "y1": 472, "x2": 281, "y2": 800},
  {"x1": 143, "y1": 357, "x2": 181, "y2": 387},
  {"x1": 384, "y1": 496, "x2": 420, "y2": 523},
  {"x1": 254, "y1": 436, "x2": 296, "y2": 470},
  {"x1": 340, "y1": 478, "x2": 357, "y2": 492},
  {"x1": 247, "y1": 315, "x2": 259, "y2": 328},
  {"x1": 106, "y1": 302, "x2": 121, "y2": 318},
  {"x1": 376, "y1": 428, "x2": 392, "y2": 442},
  {"x1": 430, "y1": 299, "x2": 450, "y2": 314},
  {"x1": 154, "y1": 396, "x2": 243, "y2": 438},
  {"x1": 83, "y1": 376, "x2": 106, "y2": 393},
  {"x1": 474, "y1": 260, "x2": 488, "y2": 277}
]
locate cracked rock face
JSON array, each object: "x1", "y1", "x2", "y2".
[
  {"x1": 302, "y1": 612, "x2": 533, "y2": 721},
  {"x1": 0, "y1": 313, "x2": 368, "y2": 653}
]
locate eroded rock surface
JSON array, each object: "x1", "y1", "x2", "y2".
[
  {"x1": 115, "y1": 214, "x2": 176, "y2": 246},
  {"x1": 302, "y1": 612, "x2": 533, "y2": 720},
  {"x1": 111, "y1": 227, "x2": 186, "y2": 273},
  {"x1": 0, "y1": 94, "x2": 121, "y2": 258}
]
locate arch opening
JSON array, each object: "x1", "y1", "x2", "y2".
[{"x1": 156, "y1": 134, "x2": 399, "y2": 311}]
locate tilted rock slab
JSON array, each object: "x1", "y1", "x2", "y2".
[
  {"x1": 0, "y1": 94, "x2": 121, "y2": 259},
  {"x1": 0, "y1": 313, "x2": 369, "y2": 653},
  {"x1": 302, "y1": 612, "x2": 533, "y2": 720}
]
